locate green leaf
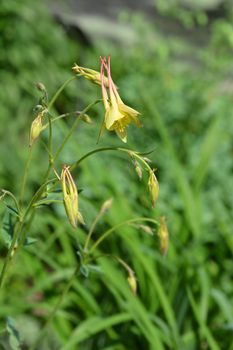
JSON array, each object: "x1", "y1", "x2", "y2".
[
  {"x1": 85, "y1": 264, "x2": 102, "y2": 274},
  {"x1": 6, "y1": 318, "x2": 21, "y2": 350},
  {"x1": 1, "y1": 210, "x2": 15, "y2": 247},
  {"x1": 24, "y1": 237, "x2": 38, "y2": 247},
  {"x1": 6, "y1": 205, "x2": 19, "y2": 217},
  {"x1": 80, "y1": 265, "x2": 89, "y2": 278},
  {"x1": 187, "y1": 288, "x2": 220, "y2": 350},
  {"x1": 60, "y1": 313, "x2": 132, "y2": 349},
  {"x1": 33, "y1": 198, "x2": 63, "y2": 207}
]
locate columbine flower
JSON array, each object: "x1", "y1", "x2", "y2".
[
  {"x1": 72, "y1": 63, "x2": 109, "y2": 87},
  {"x1": 100, "y1": 56, "x2": 141, "y2": 142},
  {"x1": 61, "y1": 165, "x2": 84, "y2": 228}
]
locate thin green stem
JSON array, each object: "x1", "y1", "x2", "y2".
[
  {"x1": 32, "y1": 199, "x2": 63, "y2": 207},
  {"x1": 48, "y1": 76, "x2": 76, "y2": 111},
  {"x1": 93, "y1": 254, "x2": 134, "y2": 275},
  {"x1": 29, "y1": 263, "x2": 80, "y2": 350},
  {"x1": 23, "y1": 178, "x2": 57, "y2": 219},
  {"x1": 18, "y1": 210, "x2": 36, "y2": 249},
  {"x1": 0, "y1": 190, "x2": 21, "y2": 217},
  {"x1": 53, "y1": 99, "x2": 101, "y2": 162},
  {"x1": 42, "y1": 111, "x2": 84, "y2": 130},
  {"x1": 70, "y1": 147, "x2": 120, "y2": 171},
  {"x1": 70, "y1": 147, "x2": 151, "y2": 172},
  {"x1": 40, "y1": 140, "x2": 53, "y2": 161},
  {"x1": 19, "y1": 147, "x2": 33, "y2": 206},
  {"x1": 90, "y1": 218, "x2": 159, "y2": 254},
  {"x1": 132, "y1": 151, "x2": 151, "y2": 172},
  {"x1": 0, "y1": 221, "x2": 23, "y2": 289},
  {"x1": 48, "y1": 113, "x2": 53, "y2": 164},
  {"x1": 84, "y1": 211, "x2": 104, "y2": 252}
]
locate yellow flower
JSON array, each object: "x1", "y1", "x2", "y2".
[
  {"x1": 72, "y1": 63, "x2": 109, "y2": 87},
  {"x1": 61, "y1": 165, "x2": 84, "y2": 228},
  {"x1": 100, "y1": 56, "x2": 141, "y2": 142}
]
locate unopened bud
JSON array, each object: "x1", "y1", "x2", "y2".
[
  {"x1": 143, "y1": 157, "x2": 152, "y2": 163},
  {"x1": 61, "y1": 165, "x2": 83, "y2": 228},
  {"x1": 35, "y1": 82, "x2": 46, "y2": 92},
  {"x1": 72, "y1": 63, "x2": 109, "y2": 87},
  {"x1": 127, "y1": 273, "x2": 137, "y2": 295},
  {"x1": 158, "y1": 216, "x2": 169, "y2": 256},
  {"x1": 29, "y1": 112, "x2": 44, "y2": 147},
  {"x1": 80, "y1": 113, "x2": 93, "y2": 124},
  {"x1": 148, "y1": 169, "x2": 159, "y2": 207},
  {"x1": 139, "y1": 225, "x2": 153, "y2": 235},
  {"x1": 100, "y1": 198, "x2": 113, "y2": 214},
  {"x1": 134, "y1": 160, "x2": 142, "y2": 180}
]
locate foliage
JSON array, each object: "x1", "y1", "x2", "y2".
[{"x1": 0, "y1": 0, "x2": 78, "y2": 192}]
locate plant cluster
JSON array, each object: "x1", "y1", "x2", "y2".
[{"x1": 0, "y1": 55, "x2": 167, "y2": 349}]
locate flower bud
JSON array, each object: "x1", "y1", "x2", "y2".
[
  {"x1": 79, "y1": 113, "x2": 93, "y2": 124},
  {"x1": 158, "y1": 216, "x2": 169, "y2": 256},
  {"x1": 139, "y1": 224, "x2": 153, "y2": 235},
  {"x1": 72, "y1": 63, "x2": 109, "y2": 87},
  {"x1": 29, "y1": 112, "x2": 44, "y2": 147},
  {"x1": 100, "y1": 198, "x2": 113, "y2": 214},
  {"x1": 143, "y1": 157, "x2": 152, "y2": 163},
  {"x1": 127, "y1": 272, "x2": 137, "y2": 295},
  {"x1": 35, "y1": 82, "x2": 46, "y2": 92},
  {"x1": 134, "y1": 160, "x2": 142, "y2": 180},
  {"x1": 148, "y1": 169, "x2": 159, "y2": 207},
  {"x1": 61, "y1": 165, "x2": 83, "y2": 228}
]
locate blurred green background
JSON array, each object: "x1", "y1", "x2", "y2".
[{"x1": 0, "y1": 0, "x2": 233, "y2": 349}]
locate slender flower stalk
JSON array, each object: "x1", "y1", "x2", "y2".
[
  {"x1": 84, "y1": 198, "x2": 113, "y2": 252},
  {"x1": 90, "y1": 217, "x2": 159, "y2": 254},
  {"x1": 71, "y1": 146, "x2": 159, "y2": 207}
]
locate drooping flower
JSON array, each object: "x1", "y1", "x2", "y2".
[
  {"x1": 100, "y1": 56, "x2": 141, "y2": 142},
  {"x1": 61, "y1": 165, "x2": 84, "y2": 228}
]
